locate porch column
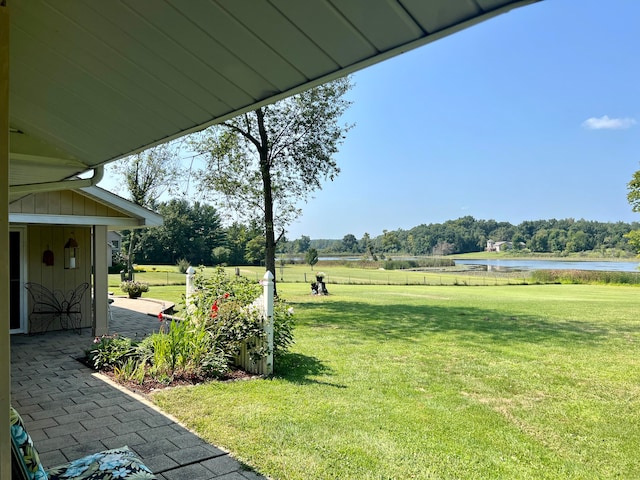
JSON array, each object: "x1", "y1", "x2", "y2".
[
  {"x1": 93, "y1": 225, "x2": 109, "y2": 336},
  {"x1": 0, "y1": 2, "x2": 11, "y2": 478}
]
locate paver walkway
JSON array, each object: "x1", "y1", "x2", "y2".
[{"x1": 10, "y1": 296, "x2": 267, "y2": 480}]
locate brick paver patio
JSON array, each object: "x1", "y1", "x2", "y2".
[{"x1": 10, "y1": 296, "x2": 267, "y2": 480}]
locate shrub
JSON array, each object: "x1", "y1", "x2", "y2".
[
  {"x1": 88, "y1": 266, "x2": 295, "y2": 387},
  {"x1": 120, "y1": 280, "x2": 149, "y2": 298},
  {"x1": 176, "y1": 258, "x2": 190, "y2": 274},
  {"x1": 86, "y1": 335, "x2": 137, "y2": 370}
]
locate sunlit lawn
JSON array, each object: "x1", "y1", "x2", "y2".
[
  {"x1": 111, "y1": 263, "x2": 529, "y2": 290},
  {"x1": 149, "y1": 282, "x2": 640, "y2": 479}
]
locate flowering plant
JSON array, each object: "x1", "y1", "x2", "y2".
[{"x1": 120, "y1": 280, "x2": 149, "y2": 298}]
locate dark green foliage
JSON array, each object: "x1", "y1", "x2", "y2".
[
  {"x1": 283, "y1": 217, "x2": 640, "y2": 257},
  {"x1": 132, "y1": 199, "x2": 225, "y2": 265}
]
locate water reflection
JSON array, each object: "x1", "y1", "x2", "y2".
[{"x1": 455, "y1": 259, "x2": 640, "y2": 272}]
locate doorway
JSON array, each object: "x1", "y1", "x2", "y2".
[{"x1": 10, "y1": 228, "x2": 26, "y2": 334}]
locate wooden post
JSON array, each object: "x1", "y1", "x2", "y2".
[
  {"x1": 262, "y1": 270, "x2": 274, "y2": 375},
  {"x1": 0, "y1": 3, "x2": 11, "y2": 478},
  {"x1": 185, "y1": 266, "x2": 196, "y2": 313},
  {"x1": 93, "y1": 225, "x2": 108, "y2": 336}
]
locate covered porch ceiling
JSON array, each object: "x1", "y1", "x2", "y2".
[{"x1": 8, "y1": 0, "x2": 541, "y2": 196}]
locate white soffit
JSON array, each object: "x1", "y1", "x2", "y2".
[{"x1": 8, "y1": 0, "x2": 541, "y2": 186}]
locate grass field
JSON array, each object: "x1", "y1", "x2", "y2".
[
  {"x1": 110, "y1": 263, "x2": 532, "y2": 293},
  {"x1": 149, "y1": 282, "x2": 640, "y2": 479}
]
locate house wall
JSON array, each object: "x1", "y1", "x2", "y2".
[
  {"x1": 26, "y1": 225, "x2": 92, "y2": 330},
  {"x1": 1, "y1": 5, "x2": 11, "y2": 477},
  {"x1": 10, "y1": 189, "x2": 125, "y2": 217}
]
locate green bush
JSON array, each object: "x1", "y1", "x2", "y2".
[
  {"x1": 176, "y1": 258, "x2": 191, "y2": 274},
  {"x1": 120, "y1": 280, "x2": 149, "y2": 297},
  {"x1": 86, "y1": 335, "x2": 138, "y2": 370}
]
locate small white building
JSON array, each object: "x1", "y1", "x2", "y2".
[
  {"x1": 486, "y1": 240, "x2": 513, "y2": 252},
  {"x1": 107, "y1": 231, "x2": 122, "y2": 267}
]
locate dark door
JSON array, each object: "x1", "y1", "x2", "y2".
[{"x1": 10, "y1": 231, "x2": 22, "y2": 331}]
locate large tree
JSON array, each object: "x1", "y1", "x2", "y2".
[
  {"x1": 110, "y1": 143, "x2": 183, "y2": 273},
  {"x1": 191, "y1": 77, "x2": 353, "y2": 286}
]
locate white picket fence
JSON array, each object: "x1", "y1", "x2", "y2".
[{"x1": 186, "y1": 268, "x2": 274, "y2": 376}]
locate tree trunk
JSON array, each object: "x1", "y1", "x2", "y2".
[
  {"x1": 127, "y1": 230, "x2": 136, "y2": 281},
  {"x1": 256, "y1": 109, "x2": 277, "y2": 295}
]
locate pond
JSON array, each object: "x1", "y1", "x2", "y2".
[{"x1": 454, "y1": 259, "x2": 640, "y2": 272}]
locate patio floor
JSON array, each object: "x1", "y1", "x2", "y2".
[{"x1": 10, "y1": 296, "x2": 267, "y2": 480}]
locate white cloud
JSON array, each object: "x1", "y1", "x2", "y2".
[{"x1": 582, "y1": 115, "x2": 637, "y2": 130}]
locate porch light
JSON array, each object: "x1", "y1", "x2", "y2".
[{"x1": 64, "y1": 235, "x2": 79, "y2": 269}]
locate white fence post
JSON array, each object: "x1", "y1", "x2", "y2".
[
  {"x1": 263, "y1": 270, "x2": 274, "y2": 376},
  {"x1": 185, "y1": 266, "x2": 196, "y2": 313}
]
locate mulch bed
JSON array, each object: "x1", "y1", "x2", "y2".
[{"x1": 77, "y1": 356, "x2": 257, "y2": 395}]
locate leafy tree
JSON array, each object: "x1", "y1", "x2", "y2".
[
  {"x1": 191, "y1": 77, "x2": 354, "y2": 290},
  {"x1": 135, "y1": 199, "x2": 224, "y2": 264},
  {"x1": 380, "y1": 230, "x2": 401, "y2": 253},
  {"x1": 624, "y1": 230, "x2": 640, "y2": 254},
  {"x1": 211, "y1": 246, "x2": 231, "y2": 265},
  {"x1": 627, "y1": 170, "x2": 640, "y2": 212},
  {"x1": 305, "y1": 248, "x2": 319, "y2": 269},
  {"x1": 296, "y1": 235, "x2": 311, "y2": 253},
  {"x1": 341, "y1": 234, "x2": 358, "y2": 253},
  {"x1": 245, "y1": 236, "x2": 266, "y2": 266},
  {"x1": 110, "y1": 143, "x2": 183, "y2": 274}
]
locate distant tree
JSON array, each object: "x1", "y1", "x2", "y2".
[
  {"x1": 341, "y1": 234, "x2": 358, "y2": 252},
  {"x1": 359, "y1": 233, "x2": 377, "y2": 260},
  {"x1": 211, "y1": 246, "x2": 231, "y2": 265},
  {"x1": 624, "y1": 230, "x2": 640, "y2": 255},
  {"x1": 191, "y1": 77, "x2": 354, "y2": 292},
  {"x1": 225, "y1": 223, "x2": 253, "y2": 265},
  {"x1": 245, "y1": 236, "x2": 266, "y2": 265},
  {"x1": 305, "y1": 248, "x2": 319, "y2": 269},
  {"x1": 380, "y1": 230, "x2": 401, "y2": 253},
  {"x1": 296, "y1": 235, "x2": 311, "y2": 253},
  {"x1": 135, "y1": 199, "x2": 224, "y2": 265},
  {"x1": 627, "y1": 170, "x2": 640, "y2": 212},
  {"x1": 111, "y1": 144, "x2": 183, "y2": 273}
]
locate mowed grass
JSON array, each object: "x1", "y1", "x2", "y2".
[
  {"x1": 109, "y1": 263, "x2": 530, "y2": 290},
  {"x1": 150, "y1": 282, "x2": 640, "y2": 479}
]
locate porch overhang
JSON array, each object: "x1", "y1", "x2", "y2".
[
  {"x1": 7, "y1": 0, "x2": 541, "y2": 188},
  {"x1": 2, "y1": 0, "x2": 544, "y2": 476}
]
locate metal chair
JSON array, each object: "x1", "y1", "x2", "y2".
[{"x1": 24, "y1": 282, "x2": 89, "y2": 334}]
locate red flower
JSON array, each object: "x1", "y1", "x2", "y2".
[
  {"x1": 158, "y1": 312, "x2": 164, "y2": 321},
  {"x1": 210, "y1": 301, "x2": 219, "y2": 318},
  {"x1": 224, "y1": 292, "x2": 230, "y2": 298}
]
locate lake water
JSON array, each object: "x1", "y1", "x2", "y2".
[{"x1": 454, "y1": 259, "x2": 640, "y2": 272}]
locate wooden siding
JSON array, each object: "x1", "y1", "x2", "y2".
[
  {"x1": 10, "y1": 190, "x2": 127, "y2": 219},
  {"x1": 26, "y1": 225, "x2": 92, "y2": 330}
]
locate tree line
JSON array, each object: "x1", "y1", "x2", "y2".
[
  {"x1": 122, "y1": 208, "x2": 640, "y2": 269},
  {"x1": 280, "y1": 216, "x2": 640, "y2": 258}
]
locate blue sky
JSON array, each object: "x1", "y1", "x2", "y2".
[
  {"x1": 101, "y1": 0, "x2": 640, "y2": 241},
  {"x1": 285, "y1": 0, "x2": 640, "y2": 239}
]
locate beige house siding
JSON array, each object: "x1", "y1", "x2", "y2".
[
  {"x1": 10, "y1": 190, "x2": 127, "y2": 219},
  {"x1": 26, "y1": 225, "x2": 92, "y2": 330}
]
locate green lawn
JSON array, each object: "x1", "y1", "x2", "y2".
[
  {"x1": 109, "y1": 263, "x2": 532, "y2": 291},
  {"x1": 149, "y1": 282, "x2": 640, "y2": 479}
]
